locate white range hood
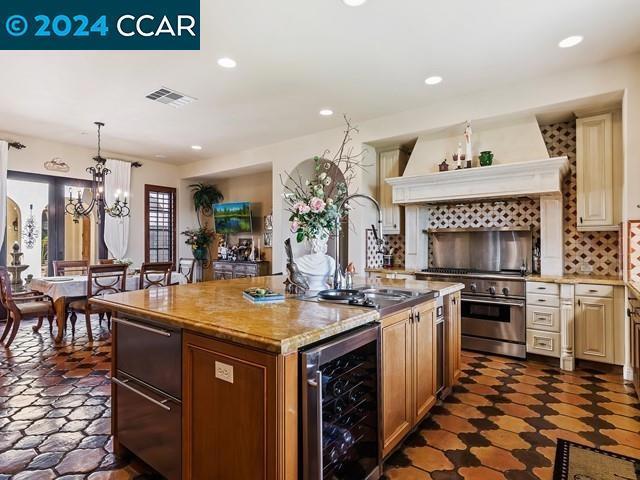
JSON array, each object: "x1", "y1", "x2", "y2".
[{"x1": 386, "y1": 156, "x2": 570, "y2": 204}]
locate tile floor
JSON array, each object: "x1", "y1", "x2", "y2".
[
  {"x1": 384, "y1": 351, "x2": 640, "y2": 480},
  {"x1": 1, "y1": 319, "x2": 639, "y2": 479}
]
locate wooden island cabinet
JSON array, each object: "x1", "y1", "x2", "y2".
[{"x1": 96, "y1": 276, "x2": 463, "y2": 480}]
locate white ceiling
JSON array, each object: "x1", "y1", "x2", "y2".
[{"x1": 1, "y1": 0, "x2": 639, "y2": 164}]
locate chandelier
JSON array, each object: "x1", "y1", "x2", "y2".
[
  {"x1": 22, "y1": 204, "x2": 38, "y2": 249},
  {"x1": 65, "y1": 122, "x2": 131, "y2": 223}
]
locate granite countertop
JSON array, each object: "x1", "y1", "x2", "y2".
[
  {"x1": 365, "y1": 268, "x2": 417, "y2": 275},
  {"x1": 91, "y1": 275, "x2": 464, "y2": 354},
  {"x1": 526, "y1": 274, "x2": 625, "y2": 286}
]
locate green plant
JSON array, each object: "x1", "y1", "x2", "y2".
[
  {"x1": 181, "y1": 226, "x2": 216, "y2": 249},
  {"x1": 189, "y1": 183, "x2": 224, "y2": 217}
]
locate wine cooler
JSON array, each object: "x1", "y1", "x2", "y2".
[{"x1": 300, "y1": 324, "x2": 380, "y2": 480}]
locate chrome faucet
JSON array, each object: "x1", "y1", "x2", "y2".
[{"x1": 333, "y1": 193, "x2": 385, "y2": 289}]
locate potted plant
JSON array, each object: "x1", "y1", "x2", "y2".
[
  {"x1": 189, "y1": 183, "x2": 223, "y2": 225},
  {"x1": 181, "y1": 226, "x2": 216, "y2": 261}
]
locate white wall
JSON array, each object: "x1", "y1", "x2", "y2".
[
  {"x1": 179, "y1": 53, "x2": 640, "y2": 274},
  {"x1": 2, "y1": 131, "x2": 182, "y2": 267}
]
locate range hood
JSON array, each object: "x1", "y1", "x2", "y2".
[{"x1": 387, "y1": 156, "x2": 570, "y2": 204}]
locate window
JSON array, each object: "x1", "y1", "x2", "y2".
[{"x1": 145, "y1": 185, "x2": 176, "y2": 265}]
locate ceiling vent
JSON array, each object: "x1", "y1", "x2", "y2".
[{"x1": 146, "y1": 87, "x2": 196, "y2": 108}]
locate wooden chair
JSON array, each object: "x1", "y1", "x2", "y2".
[
  {"x1": 68, "y1": 264, "x2": 128, "y2": 341},
  {"x1": 53, "y1": 260, "x2": 89, "y2": 276},
  {"x1": 177, "y1": 258, "x2": 196, "y2": 283},
  {"x1": 98, "y1": 259, "x2": 116, "y2": 264},
  {"x1": 139, "y1": 262, "x2": 173, "y2": 290},
  {"x1": 0, "y1": 268, "x2": 55, "y2": 347}
]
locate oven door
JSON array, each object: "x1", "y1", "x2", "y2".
[{"x1": 461, "y1": 296, "x2": 525, "y2": 343}]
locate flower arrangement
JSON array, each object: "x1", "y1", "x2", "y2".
[
  {"x1": 181, "y1": 226, "x2": 216, "y2": 260},
  {"x1": 282, "y1": 117, "x2": 367, "y2": 244},
  {"x1": 114, "y1": 258, "x2": 133, "y2": 268}
]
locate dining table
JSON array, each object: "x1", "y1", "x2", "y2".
[{"x1": 30, "y1": 272, "x2": 189, "y2": 342}]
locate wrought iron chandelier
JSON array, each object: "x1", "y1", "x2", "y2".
[
  {"x1": 65, "y1": 122, "x2": 131, "y2": 223},
  {"x1": 22, "y1": 204, "x2": 38, "y2": 249}
]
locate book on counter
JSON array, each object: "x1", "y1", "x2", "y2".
[{"x1": 243, "y1": 287, "x2": 285, "y2": 303}]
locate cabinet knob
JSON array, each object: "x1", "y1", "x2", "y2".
[
  {"x1": 393, "y1": 224, "x2": 397, "y2": 229},
  {"x1": 579, "y1": 216, "x2": 583, "y2": 224}
]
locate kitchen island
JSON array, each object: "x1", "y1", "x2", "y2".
[{"x1": 92, "y1": 275, "x2": 463, "y2": 480}]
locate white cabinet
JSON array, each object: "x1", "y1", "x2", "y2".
[
  {"x1": 576, "y1": 113, "x2": 615, "y2": 231},
  {"x1": 378, "y1": 148, "x2": 408, "y2": 235},
  {"x1": 575, "y1": 295, "x2": 614, "y2": 363}
]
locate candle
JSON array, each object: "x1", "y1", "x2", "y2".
[{"x1": 456, "y1": 142, "x2": 462, "y2": 168}]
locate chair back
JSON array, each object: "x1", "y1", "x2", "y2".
[
  {"x1": 0, "y1": 268, "x2": 19, "y2": 319},
  {"x1": 86, "y1": 264, "x2": 128, "y2": 298},
  {"x1": 139, "y1": 262, "x2": 173, "y2": 289},
  {"x1": 177, "y1": 258, "x2": 196, "y2": 283},
  {"x1": 53, "y1": 260, "x2": 89, "y2": 276},
  {"x1": 98, "y1": 259, "x2": 116, "y2": 265}
]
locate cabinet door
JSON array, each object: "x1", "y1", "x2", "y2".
[
  {"x1": 381, "y1": 309, "x2": 413, "y2": 457},
  {"x1": 576, "y1": 113, "x2": 614, "y2": 230},
  {"x1": 413, "y1": 303, "x2": 436, "y2": 422},
  {"x1": 183, "y1": 333, "x2": 278, "y2": 480},
  {"x1": 575, "y1": 296, "x2": 614, "y2": 363},
  {"x1": 379, "y1": 149, "x2": 407, "y2": 235},
  {"x1": 446, "y1": 292, "x2": 462, "y2": 386}
]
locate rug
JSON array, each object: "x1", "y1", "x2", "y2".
[{"x1": 553, "y1": 439, "x2": 640, "y2": 480}]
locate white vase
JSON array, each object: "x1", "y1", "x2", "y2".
[{"x1": 297, "y1": 232, "x2": 335, "y2": 291}]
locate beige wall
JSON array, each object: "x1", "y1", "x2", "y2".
[
  {"x1": 2, "y1": 131, "x2": 182, "y2": 267},
  {"x1": 179, "y1": 53, "x2": 640, "y2": 274},
  {"x1": 215, "y1": 170, "x2": 273, "y2": 265}
]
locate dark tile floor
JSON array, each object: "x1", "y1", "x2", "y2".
[
  {"x1": 384, "y1": 350, "x2": 640, "y2": 480},
  {"x1": 2, "y1": 319, "x2": 639, "y2": 479}
]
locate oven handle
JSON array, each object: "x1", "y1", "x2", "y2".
[{"x1": 461, "y1": 296, "x2": 525, "y2": 308}]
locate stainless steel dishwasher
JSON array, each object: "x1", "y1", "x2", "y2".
[{"x1": 300, "y1": 324, "x2": 380, "y2": 480}]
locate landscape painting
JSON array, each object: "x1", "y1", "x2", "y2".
[{"x1": 214, "y1": 202, "x2": 252, "y2": 233}]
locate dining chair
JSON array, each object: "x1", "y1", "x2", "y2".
[
  {"x1": 68, "y1": 264, "x2": 128, "y2": 341},
  {"x1": 0, "y1": 268, "x2": 55, "y2": 348},
  {"x1": 177, "y1": 258, "x2": 196, "y2": 283},
  {"x1": 52, "y1": 260, "x2": 89, "y2": 276},
  {"x1": 139, "y1": 262, "x2": 174, "y2": 289}
]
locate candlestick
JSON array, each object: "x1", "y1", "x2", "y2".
[{"x1": 456, "y1": 142, "x2": 462, "y2": 169}]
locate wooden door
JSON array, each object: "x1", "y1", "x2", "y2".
[
  {"x1": 183, "y1": 333, "x2": 278, "y2": 480},
  {"x1": 446, "y1": 292, "x2": 462, "y2": 387},
  {"x1": 381, "y1": 309, "x2": 413, "y2": 457},
  {"x1": 575, "y1": 296, "x2": 614, "y2": 363},
  {"x1": 576, "y1": 113, "x2": 613, "y2": 229},
  {"x1": 413, "y1": 302, "x2": 436, "y2": 422}
]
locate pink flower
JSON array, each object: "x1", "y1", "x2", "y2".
[
  {"x1": 309, "y1": 197, "x2": 326, "y2": 213},
  {"x1": 293, "y1": 201, "x2": 310, "y2": 214},
  {"x1": 290, "y1": 220, "x2": 300, "y2": 233}
]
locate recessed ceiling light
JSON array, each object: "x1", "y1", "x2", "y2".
[
  {"x1": 191, "y1": 145, "x2": 203, "y2": 151},
  {"x1": 558, "y1": 35, "x2": 583, "y2": 48},
  {"x1": 217, "y1": 57, "x2": 237, "y2": 68},
  {"x1": 425, "y1": 76, "x2": 443, "y2": 85},
  {"x1": 319, "y1": 109, "x2": 334, "y2": 116},
  {"x1": 342, "y1": 0, "x2": 367, "y2": 6}
]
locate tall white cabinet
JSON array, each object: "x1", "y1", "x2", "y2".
[
  {"x1": 378, "y1": 148, "x2": 408, "y2": 235},
  {"x1": 576, "y1": 113, "x2": 616, "y2": 231}
]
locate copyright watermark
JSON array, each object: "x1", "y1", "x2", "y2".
[{"x1": 5, "y1": 15, "x2": 28, "y2": 36}]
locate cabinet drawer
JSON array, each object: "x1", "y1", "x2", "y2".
[
  {"x1": 526, "y1": 306, "x2": 560, "y2": 333},
  {"x1": 213, "y1": 263, "x2": 233, "y2": 272},
  {"x1": 115, "y1": 374, "x2": 181, "y2": 480},
  {"x1": 526, "y1": 281, "x2": 559, "y2": 296},
  {"x1": 115, "y1": 315, "x2": 182, "y2": 399},
  {"x1": 526, "y1": 329, "x2": 560, "y2": 358},
  {"x1": 576, "y1": 284, "x2": 613, "y2": 298},
  {"x1": 527, "y1": 293, "x2": 560, "y2": 308}
]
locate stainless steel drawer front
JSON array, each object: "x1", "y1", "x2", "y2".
[
  {"x1": 115, "y1": 316, "x2": 182, "y2": 399},
  {"x1": 115, "y1": 375, "x2": 181, "y2": 480}
]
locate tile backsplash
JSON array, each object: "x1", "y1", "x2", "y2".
[
  {"x1": 366, "y1": 231, "x2": 405, "y2": 268},
  {"x1": 628, "y1": 221, "x2": 640, "y2": 281},
  {"x1": 366, "y1": 121, "x2": 621, "y2": 276}
]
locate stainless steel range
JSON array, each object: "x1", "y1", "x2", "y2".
[{"x1": 416, "y1": 227, "x2": 531, "y2": 359}]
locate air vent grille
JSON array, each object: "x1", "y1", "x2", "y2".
[{"x1": 146, "y1": 87, "x2": 196, "y2": 108}]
